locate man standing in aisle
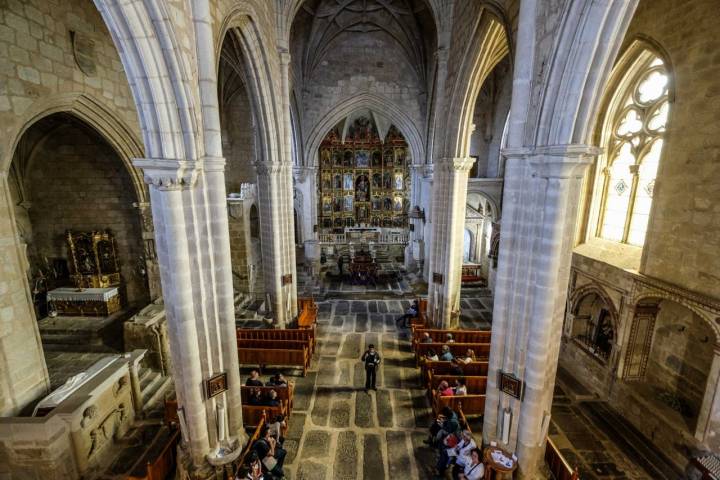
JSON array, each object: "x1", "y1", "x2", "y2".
[{"x1": 361, "y1": 343, "x2": 381, "y2": 392}]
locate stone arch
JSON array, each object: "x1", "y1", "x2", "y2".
[
  {"x1": 442, "y1": 9, "x2": 510, "y2": 159},
  {"x1": 466, "y1": 191, "x2": 500, "y2": 222},
  {"x1": 93, "y1": 0, "x2": 201, "y2": 162},
  {"x1": 217, "y1": 10, "x2": 283, "y2": 166},
  {"x1": 569, "y1": 283, "x2": 620, "y2": 330},
  {"x1": 304, "y1": 93, "x2": 425, "y2": 168},
  {"x1": 2, "y1": 93, "x2": 146, "y2": 203}
]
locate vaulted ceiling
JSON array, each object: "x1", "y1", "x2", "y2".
[{"x1": 290, "y1": 0, "x2": 436, "y2": 83}]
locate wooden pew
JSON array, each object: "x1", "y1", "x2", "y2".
[
  {"x1": 297, "y1": 297, "x2": 318, "y2": 328},
  {"x1": 421, "y1": 360, "x2": 489, "y2": 386},
  {"x1": 409, "y1": 298, "x2": 429, "y2": 332},
  {"x1": 240, "y1": 385, "x2": 295, "y2": 416},
  {"x1": 545, "y1": 436, "x2": 580, "y2": 480},
  {"x1": 237, "y1": 327, "x2": 316, "y2": 354},
  {"x1": 231, "y1": 411, "x2": 267, "y2": 480},
  {"x1": 433, "y1": 394, "x2": 486, "y2": 416},
  {"x1": 412, "y1": 329, "x2": 492, "y2": 350},
  {"x1": 127, "y1": 425, "x2": 180, "y2": 480},
  {"x1": 427, "y1": 374, "x2": 488, "y2": 394},
  {"x1": 415, "y1": 342, "x2": 491, "y2": 365},
  {"x1": 237, "y1": 341, "x2": 310, "y2": 376}
]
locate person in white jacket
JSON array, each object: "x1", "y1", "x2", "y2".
[{"x1": 451, "y1": 429, "x2": 477, "y2": 470}]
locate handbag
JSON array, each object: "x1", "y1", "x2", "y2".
[{"x1": 262, "y1": 456, "x2": 277, "y2": 471}]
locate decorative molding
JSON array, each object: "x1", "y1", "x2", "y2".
[
  {"x1": 256, "y1": 162, "x2": 290, "y2": 176},
  {"x1": 434, "y1": 157, "x2": 475, "y2": 173},
  {"x1": 502, "y1": 144, "x2": 600, "y2": 179},
  {"x1": 202, "y1": 156, "x2": 227, "y2": 172},
  {"x1": 134, "y1": 158, "x2": 200, "y2": 190}
]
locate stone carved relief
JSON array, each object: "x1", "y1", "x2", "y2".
[{"x1": 81, "y1": 405, "x2": 98, "y2": 429}]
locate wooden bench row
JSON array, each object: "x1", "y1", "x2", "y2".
[
  {"x1": 421, "y1": 360, "x2": 489, "y2": 385},
  {"x1": 236, "y1": 326, "x2": 316, "y2": 354},
  {"x1": 415, "y1": 342, "x2": 491, "y2": 365},
  {"x1": 231, "y1": 411, "x2": 267, "y2": 480},
  {"x1": 240, "y1": 384, "x2": 295, "y2": 415},
  {"x1": 412, "y1": 328, "x2": 492, "y2": 350},
  {"x1": 237, "y1": 341, "x2": 311, "y2": 377}
]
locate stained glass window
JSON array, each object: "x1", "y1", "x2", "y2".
[{"x1": 598, "y1": 53, "x2": 669, "y2": 247}]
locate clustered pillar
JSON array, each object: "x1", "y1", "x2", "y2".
[
  {"x1": 482, "y1": 147, "x2": 596, "y2": 476},
  {"x1": 427, "y1": 157, "x2": 475, "y2": 328}
]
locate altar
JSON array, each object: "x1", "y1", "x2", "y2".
[{"x1": 47, "y1": 287, "x2": 121, "y2": 316}]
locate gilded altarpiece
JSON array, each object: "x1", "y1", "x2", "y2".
[{"x1": 318, "y1": 118, "x2": 410, "y2": 231}]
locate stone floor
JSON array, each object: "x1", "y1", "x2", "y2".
[
  {"x1": 240, "y1": 295, "x2": 443, "y2": 479},
  {"x1": 550, "y1": 371, "x2": 684, "y2": 480}
]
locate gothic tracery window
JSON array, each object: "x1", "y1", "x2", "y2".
[{"x1": 598, "y1": 54, "x2": 670, "y2": 247}]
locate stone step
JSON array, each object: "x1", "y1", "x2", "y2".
[
  {"x1": 143, "y1": 376, "x2": 173, "y2": 411},
  {"x1": 141, "y1": 371, "x2": 164, "y2": 403}
]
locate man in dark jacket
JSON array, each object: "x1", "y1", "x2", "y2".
[{"x1": 361, "y1": 344, "x2": 381, "y2": 391}]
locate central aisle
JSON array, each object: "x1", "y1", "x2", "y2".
[{"x1": 279, "y1": 298, "x2": 437, "y2": 479}]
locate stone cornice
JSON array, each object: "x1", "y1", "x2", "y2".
[
  {"x1": 133, "y1": 158, "x2": 199, "y2": 191},
  {"x1": 293, "y1": 165, "x2": 316, "y2": 182},
  {"x1": 255, "y1": 162, "x2": 291, "y2": 176},
  {"x1": 202, "y1": 156, "x2": 227, "y2": 172},
  {"x1": 502, "y1": 144, "x2": 601, "y2": 179}
]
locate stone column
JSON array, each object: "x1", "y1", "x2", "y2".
[
  {"x1": 427, "y1": 157, "x2": 475, "y2": 328},
  {"x1": 204, "y1": 158, "x2": 245, "y2": 442},
  {"x1": 482, "y1": 146, "x2": 596, "y2": 477},
  {"x1": 134, "y1": 159, "x2": 211, "y2": 467},
  {"x1": 128, "y1": 350, "x2": 145, "y2": 414},
  {"x1": 696, "y1": 345, "x2": 720, "y2": 446},
  {"x1": 135, "y1": 202, "x2": 162, "y2": 301},
  {"x1": 256, "y1": 162, "x2": 289, "y2": 327},
  {"x1": 279, "y1": 50, "x2": 298, "y2": 319}
]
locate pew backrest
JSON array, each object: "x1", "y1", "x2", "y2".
[
  {"x1": 413, "y1": 329, "x2": 491, "y2": 348},
  {"x1": 434, "y1": 394, "x2": 486, "y2": 415},
  {"x1": 427, "y1": 374, "x2": 488, "y2": 394}
]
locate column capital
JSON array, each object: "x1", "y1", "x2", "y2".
[
  {"x1": 255, "y1": 162, "x2": 291, "y2": 176},
  {"x1": 292, "y1": 165, "x2": 316, "y2": 182},
  {"x1": 502, "y1": 144, "x2": 601, "y2": 179},
  {"x1": 201, "y1": 156, "x2": 227, "y2": 172},
  {"x1": 434, "y1": 157, "x2": 475, "y2": 173},
  {"x1": 133, "y1": 158, "x2": 199, "y2": 190},
  {"x1": 278, "y1": 49, "x2": 291, "y2": 66}
]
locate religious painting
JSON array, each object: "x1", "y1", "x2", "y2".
[
  {"x1": 322, "y1": 174, "x2": 332, "y2": 190},
  {"x1": 393, "y1": 196, "x2": 403, "y2": 212},
  {"x1": 355, "y1": 175, "x2": 369, "y2": 201},
  {"x1": 371, "y1": 217, "x2": 380, "y2": 227},
  {"x1": 372, "y1": 173, "x2": 382, "y2": 188},
  {"x1": 344, "y1": 196, "x2": 354, "y2": 212},
  {"x1": 334, "y1": 217, "x2": 343, "y2": 227},
  {"x1": 322, "y1": 197, "x2": 332, "y2": 214},
  {"x1": 356, "y1": 206, "x2": 367, "y2": 220},
  {"x1": 382, "y1": 217, "x2": 392, "y2": 227},
  {"x1": 395, "y1": 148, "x2": 407, "y2": 166},
  {"x1": 345, "y1": 217, "x2": 354, "y2": 227},
  {"x1": 343, "y1": 173, "x2": 353, "y2": 191},
  {"x1": 333, "y1": 150, "x2": 343, "y2": 166},
  {"x1": 384, "y1": 197, "x2": 392, "y2": 211},
  {"x1": 372, "y1": 151, "x2": 382, "y2": 167},
  {"x1": 333, "y1": 197, "x2": 343, "y2": 212},
  {"x1": 371, "y1": 197, "x2": 381, "y2": 211},
  {"x1": 394, "y1": 173, "x2": 404, "y2": 191},
  {"x1": 343, "y1": 150, "x2": 353, "y2": 167},
  {"x1": 334, "y1": 174, "x2": 342, "y2": 189},
  {"x1": 355, "y1": 150, "x2": 369, "y2": 168},
  {"x1": 321, "y1": 149, "x2": 331, "y2": 167},
  {"x1": 206, "y1": 372, "x2": 228, "y2": 399},
  {"x1": 499, "y1": 372, "x2": 523, "y2": 399}
]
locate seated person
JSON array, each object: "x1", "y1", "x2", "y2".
[
  {"x1": 446, "y1": 333, "x2": 456, "y2": 343},
  {"x1": 424, "y1": 406, "x2": 460, "y2": 447},
  {"x1": 452, "y1": 430, "x2": 477, "y2": 471},
  {"x1": 437, "y1": 380, "x2": 454, "y2": 397},
  {"x1": 251, "y1": 426, "x2": 287, "y2": 478},
  {"x1": 397, "y1": 300, "x2": 419, "y2": 328},
  {"x1": 420, "y1": 332, "x2": 433, "y2": 343},
  {"x1": 247, "y1": 388, "x2": 264, "y2": 406},
  {"x1": 453, "y1": 378, "x2": 467, "y2": 396},
  {"x1": 266, "y1": 372, "x2": 288, "y2": 387},
  {"x1": 440, "y1": 345, "x2": 455, "y2": 362},
  {"x1": 237, "y1": 451, "x2": 264, "y2": 480},
  {"x1": 459, "y1": 349, "x2": 475, "y2": 364},
  {"x1": 449, "y1": 358, "x2": 464, "y2": 376},
  {"x1": 424, "y1": 348, "x2": 439, "y2": 362},
  {"x1": 458, "y1": 448, "x2": 484, "y2": 480},
  {"x1": 268, "y1": 414, "x2": 286, "y2": 445},
  {"x1": 246, "y1": 369, "x2": 264, "y2": 387},
  {"x1": 264, "y1": 389, "x2": 281, "y2": 407}
]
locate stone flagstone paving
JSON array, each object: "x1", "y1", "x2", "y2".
[{"x1": 241, "y1": 297, "x2": 439, "y2": 479}]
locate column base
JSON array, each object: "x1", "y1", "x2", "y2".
[{"x1": 176, "y1": 443, "x2": 238, "y2": 480}]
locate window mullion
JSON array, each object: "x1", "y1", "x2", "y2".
[{"x1": 622, "y1": 166, "x2": 641, "y2": 243}]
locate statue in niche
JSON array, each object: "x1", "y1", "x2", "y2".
[
  {"x1": 394, "y1": 196, "x2": 404, "y2": 212},
  {"x1": 343, "y1": 174, "x2": 353, "y2": 191},
  {"x1": 343, "y1": 150, "x2": 353, "y2": 167},
  {"x1": 322, "y1": 197, "x2": 332, "y2": 214},
  {"x1": 334, "y1": 218, "x2": 343, "y2": 227},
  {"x1": 396, "y1": 148, "x2": 407, "y2": 165},
  {"x1": 384, "y1": 150, "x2": 394, "y2": 167},
  {"x1": 334, "y1": 174, "x2": 342, "y2": 189},
  {"x1": 372, "y1": 173, "x2": 382, "y2": 189},
  {"x1": 344, "y1": 196, "x2": 354, "y2": 212},
  {"x1": 333, "y1": 198, "x2": 343, "y2": 212},
  {"x1": 333, "y1": 150, "x2": 342, "y2": 166},
  {"x1": 383, "y1": 172, "x2": 392, "y2": 190},
  {"x1": 322, "y1": 174, "x2": 331, "y2": 190},
  {"x1": 371, "y1": 197, "x2": 381, "y2": 211},
  {"x1": 372, "y1": 151, "x2": 381, "y2": 167},
  {"x1": 355, "y1": 175, "x2": 369, "y2": 201},
  {"x1": 383, "y1": 197, "x2": 392, "y2": 211},
  {"x1": 394, "y1": 173, "x2": 404, "y2": 191}
]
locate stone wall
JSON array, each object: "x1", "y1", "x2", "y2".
[
  {"x1": 299, "y1": 29, "x2": 426, "y2": 151},
  {"x1": 17, "y1": 118, "x2": 147, "y2": 306},
  {"x1": 221, "y1": 84, "x2": 257, "y2": 191}
]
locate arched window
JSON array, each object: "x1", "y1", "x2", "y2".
[{"x1": 597, "y1": 53, "x2": 670, "y2": 246}]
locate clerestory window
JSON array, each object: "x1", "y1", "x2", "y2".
[{"x1": 597, "y1": 54, "x2": 669, "y2": 247}]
